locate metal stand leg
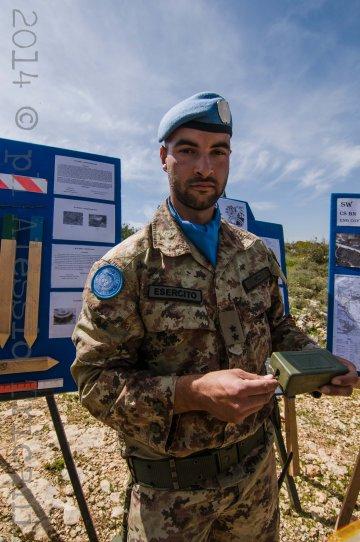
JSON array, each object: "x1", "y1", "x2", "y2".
[
  {"x1": 272, "y1": 403, "x2": 302, "y2": 513},
  {"x1": 46, "y1": 394, "x2": 99, "y2": 542}
]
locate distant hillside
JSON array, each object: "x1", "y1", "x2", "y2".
[{"x1": 285, "y1": 240, "x2": 329, "y2": 346}]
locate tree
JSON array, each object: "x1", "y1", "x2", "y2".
[{"x1": 121, "y1": 223, "x2": 139, "y2": 240}]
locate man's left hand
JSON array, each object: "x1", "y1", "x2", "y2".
[{"x1": 318, "y1": 357, "x2": 359, "y2": 396}]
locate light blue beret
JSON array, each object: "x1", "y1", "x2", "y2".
[{"x1": 158, "y1": 91, "x2": 232, "y2": 142}]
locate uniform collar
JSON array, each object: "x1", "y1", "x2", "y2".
[
  {"x1": 151, "y1": 199, "x2": 247, "y2": 274},
  {"x1": 152, "y1": 200, "x2": 192, "y2": 257}
]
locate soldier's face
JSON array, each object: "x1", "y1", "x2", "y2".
[{"x1": 160, "y1": 127, "x2": 231, "y2": 211}]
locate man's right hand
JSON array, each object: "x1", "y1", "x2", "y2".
[{"x1": 174, "y1": 369, "x2": 278, "y2": 423}]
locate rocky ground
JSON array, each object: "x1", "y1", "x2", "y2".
[{"x1": 0, "y1": 386, "x2": 358, "y2": 542}]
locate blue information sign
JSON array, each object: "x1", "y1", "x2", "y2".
[
  {"x1": 0, "y1": 138, "x2": 121, "y2": 399},
  {"x1": 327, "y1": 193, "x2": 360, "y2": 371},
  {"x1": 218, "y1": 196, "x2": 289, "y2": 314}
]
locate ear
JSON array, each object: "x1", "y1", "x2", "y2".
[{"x1": 160, "y1": 145, "x2": 168, "y2": 171}]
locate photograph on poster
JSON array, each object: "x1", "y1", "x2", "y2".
[
  {"x1": 53, "y1": 308, "x2": 76, "y2": 325},
  {"x1": 54, "y1": 155, "x2": 115, "y2": 201},
  {"x1": 51, "y1": 244, "x2": 111, "y2": 288},
  {"x1": 53, "y1": 198, "x2": 115, "y2": 243},
  {"x1": 49, "y1": 291, "x2": 83, "y2": 338},
  {"x1": 218, "y1": 198, "x2": 248, "y2": 230},
  {"x1": 63, "y1": 211, "x2": 83, "y2": 226},
  {"x1": 336, "y1": 197, "x2": 360, "y2": 226},
  {"x1": 89, "y1": 214, "x2": 107, "y2": 228},
  {"x1": 332, "y1": 274, "x2": 360, "y2": 370},
  {"x1": 335, "y1": 233, "x2": 360, "y2": 268}
]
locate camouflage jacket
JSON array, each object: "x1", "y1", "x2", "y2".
[{"x1": 71, "y1": 200, "x2": 315, "y2": 459}]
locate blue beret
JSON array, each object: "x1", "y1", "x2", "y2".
[{"x1": 158, "y1": 91, "x2": 232, "y2": 142}]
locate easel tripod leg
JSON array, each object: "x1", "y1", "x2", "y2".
[
  {"x1": 46, "y1": 394, "x2": 99, "y2": 542},
  {"x1": 271, "y1": 405, "x2": 302, "y2": 514},
  {"x1": 335, "y1": 448, "x2": 360, "y2": 530}
]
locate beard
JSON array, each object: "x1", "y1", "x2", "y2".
[{"x1": 169, "y1": 173, "x2": 228, "y2": 211}]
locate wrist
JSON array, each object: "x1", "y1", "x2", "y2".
[{"x1": 174, "y1": 374, "x2": 204, "y2": 414}]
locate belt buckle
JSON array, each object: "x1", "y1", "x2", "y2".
[{"x1": 169, "y1": 458, "x2": 180, "y2": 490}]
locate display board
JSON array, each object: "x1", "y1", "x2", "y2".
[
  {"x1": 0, "y1": 138, "x2": 121, "y2": 398},
  {"x1": 219, "y1": 196, "x2": 289, "y2": 314},
  {"x1": 217, "y1": 196, "x2": 255, "y2": 231},
  {"x1": 327, "y1": 193, "x2": 360, "y2": 371}
]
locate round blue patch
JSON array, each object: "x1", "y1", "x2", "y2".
[{"x1": 91, "y1": 264, "x2": 124, "y2": 300}]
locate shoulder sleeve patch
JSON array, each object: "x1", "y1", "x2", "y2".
[{"x1": 91, "y1": 264, "x2": 124, "y2": 299}]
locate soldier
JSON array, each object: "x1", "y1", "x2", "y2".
[{"x1": 71, "y1": 92, "x2": 359, "y2": 541}]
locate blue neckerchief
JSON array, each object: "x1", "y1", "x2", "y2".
[{"x1": 167, "y1": 198, "x2": 221, "y2": 267}]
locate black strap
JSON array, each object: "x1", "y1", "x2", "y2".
[{"x1": 127, "y1": 424, "x2": 266, "y2": 489}]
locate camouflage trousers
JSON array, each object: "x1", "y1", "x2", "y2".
[{"x1": 125, "y1": 447, "x2": 279, "y2": 542}]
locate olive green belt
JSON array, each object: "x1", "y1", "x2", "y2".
[{"x1": 126, "y1": 424, "x2": 267, "y2": 489}]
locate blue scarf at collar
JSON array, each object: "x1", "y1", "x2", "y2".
[{"x1": 167, "y1": 198, "x2": 221, "y2": 267}]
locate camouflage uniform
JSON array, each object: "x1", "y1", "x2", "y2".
[{"x1": 71, "y1": 201, "x2": 315, "y2": 541}]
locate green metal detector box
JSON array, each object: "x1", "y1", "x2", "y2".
[{"x1": 269, "y1": 348, "x2": 348, "y2": 397}]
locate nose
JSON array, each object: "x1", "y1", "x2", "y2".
[{"x1": 193, "y1": 153, "x2": 214, "y2": 178}]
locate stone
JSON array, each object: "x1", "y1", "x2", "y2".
[
  {"x1": 61, "y1": 425, "x2": 105, "y2": 453},
  {"x1": 63, "y1": 504, "x2": 80, "y2": 526},
  {"x1": 52, "y1": 498, "x2": 65, "y2": 510},
  {"x1": 9, "y1": 475, "x2": 59, "y2": 534},
  {"x1": 110, "y1": 491, "x2": 120, "y2": 503},
  {"x1": 111, "y1": 506, "x2": 124, "y2": 518},
  {"x1": 2, "y1": 408, "x2": 15, "y2": 418},
  {"x1": 12, "y1": 503, "x2": 37, "y2": 534},
  {"x1": 61, "y1": 467, "x2": 85, "y2": 484},
  {"x1": 31, "y1": 423, "x2": 46, "y2": 434},
  {"x1": 34, "y1": 524, "x2": 48, "y2": 541},
  {"x1": 28, "y1": 409, "x2": 44, "y2": 417},
  {"x1": 305, "y1": 464, "x2": 321, "y2": 477},
  {"x1": 328, "y1": 461, "x2": 347, "y2": 476},
  {"x1": 0, "y1": 473, "x2": 11, "y2": 488},
  {"x1": 100, "y1": 479, "x2": 111, "y2": 494},
  {"x1": 65, "y1": 484, "x2": 74, "y2": 496}
]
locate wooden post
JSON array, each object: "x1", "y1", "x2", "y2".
[
  {"x1": 0, "y1": 357, "x2": 58, "y2": 375},
  {"x1": 0, "y1": 215, "x2": 17, "y2": 348},
  {"x1": 24, "y1": 217, "x2": 43, "y2": 348},
  {"x1": 284, "y1": 396, "x2": 300, "y2": 476},
  {"x1": 335, "y1": 449, "x2": 360, "y2": 530}
]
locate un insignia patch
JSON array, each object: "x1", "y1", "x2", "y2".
[{"x1": 91, "y1": 264, "x2": 124, "y2": 300}]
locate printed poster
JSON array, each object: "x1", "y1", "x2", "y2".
[
  {"x1": 51, "y1": 244, "x2": 110, "y2": 288},
  {"x1": 54, "y1": 155, "x2": 115, "y2": 201},
  {"x1": 53, "y1": 198, "x2": 115, "y2": 243}
]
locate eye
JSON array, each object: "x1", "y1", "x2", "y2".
[
  {"x1": 212, "y1": 149, "x2": 228, "y2": 156},
  {"x1": 179, "y1": 148, "x2": 195, "y2": 154}
]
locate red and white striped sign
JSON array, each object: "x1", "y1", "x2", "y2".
[
  {"x1": 0, "y1": 173, "x2": 47, "y2": 194},
  {"x1": 0, "y1": 378, "x2": 63, "y2": 394}
]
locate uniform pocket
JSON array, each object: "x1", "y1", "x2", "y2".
[
  {"x1": 233, "y1": 281, "x2": 273, "y2": 371},
  {"x1": 239, "y1": 281, "x2": 272, "y2": 321}
]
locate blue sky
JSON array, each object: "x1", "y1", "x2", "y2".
[{"x1": 1, "y1": 0, "x2": 359, "y2": 240}]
